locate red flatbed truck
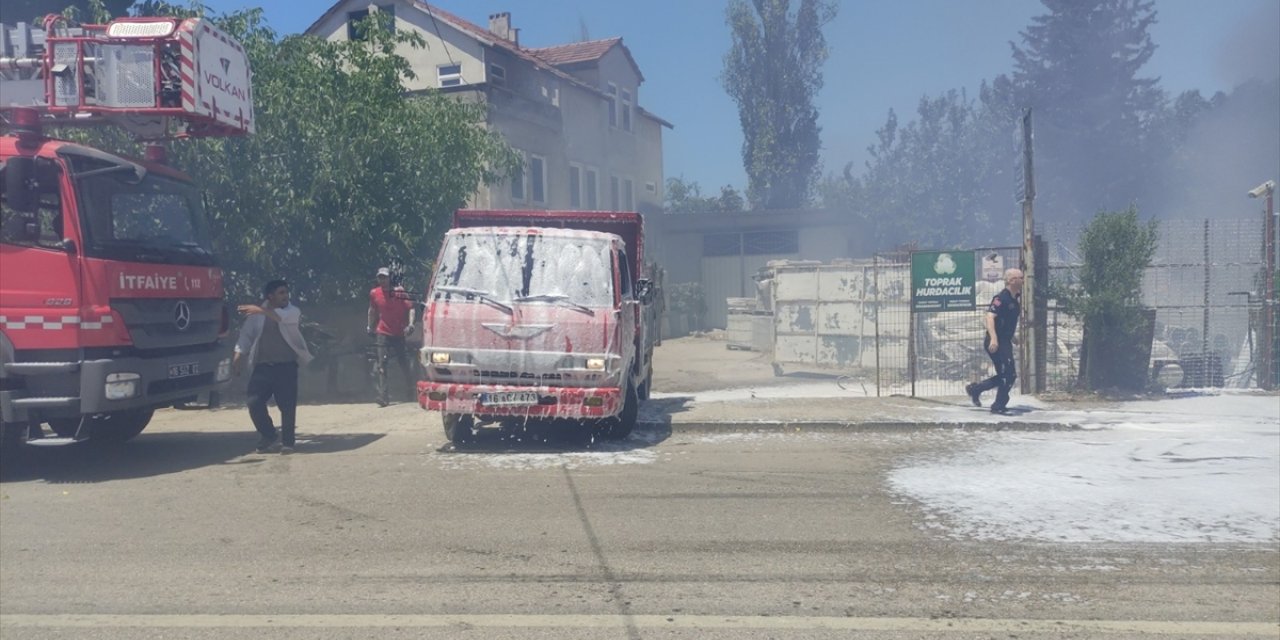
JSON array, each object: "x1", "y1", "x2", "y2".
[{"x1": 417, "y1": 210, "x2": 658, "y2": 443}]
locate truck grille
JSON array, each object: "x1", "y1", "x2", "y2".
[
  {"x1": 478, "y1": 370, "x2": 564, "y2": 381},
  {"x1": 112, "y1": 298, "x2": 221, "y2": 350}
]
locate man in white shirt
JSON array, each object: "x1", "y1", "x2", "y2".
[{"x1": 233, "y1": 280, "x2": 314, "y2": 453}]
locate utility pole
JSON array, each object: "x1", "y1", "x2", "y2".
[
  {"x1": 1019, "y1": 109, "x2": 1038, "y2": 394},
  {"x1": 1251, "y1": 180, "x2": 1277, "y2": 390}
]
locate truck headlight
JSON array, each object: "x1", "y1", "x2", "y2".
[
  {"x1": 430, "y1": 352, "x2": 451, "y2": 364},
  {"x1": 216, "y1": 358, "x2": 232, "y2": 382},
  {"x1": 585, "y1": 358, "x2": 606, "y2": 370},
  {"x1": 105, "y1": 372, "x2": 141, "y2": 400}
]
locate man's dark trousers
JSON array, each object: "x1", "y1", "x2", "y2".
[
  {"x1": 247, "y1": 362, "x2": 299, "y2": 446},
  {"x1": 375, "y1": 333, "x2": 415, "y2": 404},
  {"x1": 974, "y1": 336, "x2": 1017, "y2": 411}
]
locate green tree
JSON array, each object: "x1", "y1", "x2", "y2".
[
  {"x1": 1007, "y1": 0, "x2": 1166, "y2": 224},
  {"x1": 60, "y1": 8, "x2": 519, "y2": 301},
  {"x1": 1066, "y1": 207, "x2": 1159, "y2": 391},
  {"x1": 195, "y1": 10, "x2": 518, "y2": 301},
  {"x1": 822, "y1": 89, "x2": 1012, "y2": 249},
  {"x1": 715, "y1": 185, "x2": 745, "y2": 213},
  {"x1": 664, "y1": 177, "x2": 746, "y2": 214},
  {"x1": 7, "y1": 0, "x2": 133, "y2": 22},
  {"x1": 722, "y1": 0, "x2": 835, "y2": 210}
]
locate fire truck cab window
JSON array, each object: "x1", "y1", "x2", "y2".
[{"x1": 0, "y1": 174, "x2": 64, "y2": 250}]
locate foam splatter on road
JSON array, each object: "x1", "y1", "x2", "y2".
[{"x1": 889, "y1": 392, "x2": 1280, "y2": 543}]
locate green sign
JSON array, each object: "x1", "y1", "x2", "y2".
[{"x1": 911, "y1": 250, "x2": 976, "y2": 312}]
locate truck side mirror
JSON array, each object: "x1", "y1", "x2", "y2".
[
  {"x1": 3, "y1": 157, "x2": 38, "y2": 213},
  {"x1": 636, "y1": 278, "x2": 654, "y2": 303}
]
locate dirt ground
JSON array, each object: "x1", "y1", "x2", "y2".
[{"x1": 650, "y1": 333, "x2": 796, "y2": 393}]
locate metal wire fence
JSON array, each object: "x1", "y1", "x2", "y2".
[
  {"x1": 870, "y1": 247, "x2": 1022, "y2": 397},
  {"x1": 1043, "y1": 217, "x2": 1269, "y2": 390},
  {"x1": 756, "y1": 216, "x2": 1269, "y2": 397}
]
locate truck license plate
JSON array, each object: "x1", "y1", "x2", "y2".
[
  {"x1": 168, "y1": 362, "x2": 199, "y2": 378},
  {"x1": 479, "y1": 391, "x2": 539, "y2": 406}
]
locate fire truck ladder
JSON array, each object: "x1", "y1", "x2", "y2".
[{"x1": 1, "y1": 13, "x2": 254, "y2": 139}]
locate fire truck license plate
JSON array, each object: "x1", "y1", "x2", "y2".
[
  {"x1": 168, "y1": 362, "x2": 199, "y2": 378},
  {"x1": 479, "y1": 391, "x2": 539, "y2": 406}
]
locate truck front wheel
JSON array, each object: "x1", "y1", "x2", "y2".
[
  {"x1": 443, "y1": 413, "x2": 475, "y2": 445},
  {"x1": 596, "y1": 382, "x2": 639, "y2": 440}
]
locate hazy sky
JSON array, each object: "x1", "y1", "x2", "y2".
[{"x1": 198, "y1": 0, "x2": 1279, "y2": 192}]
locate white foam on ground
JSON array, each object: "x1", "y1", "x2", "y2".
[{"x1": 890, "y1": 392, "x2": 1280, "y2": 543}]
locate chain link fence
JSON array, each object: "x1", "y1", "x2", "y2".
[
  {"x1": 1043, "y1": 217, "x2": 1269, "y2": 390},
  {"x1": 869, "y1": 247, "x2": 1022, "y2": 397},
  {"x1": 756, "y1": 216, "x2": 1269, "y2": 397}
]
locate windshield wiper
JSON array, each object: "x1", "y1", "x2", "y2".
[
  {"x1": 435, "y1": 285, "x2": 513, "y2": 315},
  {"x1": 514, "y1": 293, "x2": 595, "y2": 316},
  {"x1": 73, "y1": 164, "x2": 144, "y2": 184}
]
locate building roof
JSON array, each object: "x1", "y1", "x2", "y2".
[
  {"x1": 304, "y1": 1, "x2": 668, "y2": 127},
  {"x1": 526, "y1": 37, "x2": 645, "y2": 82}
]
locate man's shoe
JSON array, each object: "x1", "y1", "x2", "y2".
[
  {"x1": 990, "y1": 406, "x2": 1011, "y2": 415},
  {"x1": 376, "y1": 399, "x2": 390, "y2": 408},
  {"x1": 965, "y1": 383, "x2": 982, "y2": 407},
  {"x1": 280, "y1": 445, "x2": 295, "y2": 455},
  {"x1": 255, "y1": 438, "x2": 280, "y2": 453}
]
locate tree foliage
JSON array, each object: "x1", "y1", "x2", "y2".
[
  {"x1": 821, "y1": 88, "x2": 1015, "y2": 249},
  {"x1": 664, "y1": 177, "x2": 746, "y2": 214},
  {"x1": 6, "y1": 0, "x2": 133, "y2": 22},
  {"x1": 1007, "y1": 0, "x2": 1165, "y2": 224},
  {"x1": 56, "y1": 8, "x2": 519, "y2": 303},
  {"x1": 1064, "y1": 207, "x2": 1159, "y2": 391},
  {"x1": 722, "y1": 0, "x2": 835, "y2": 210},
  {"x1": 826, "y1": 0, "x2": 1228, "y2": 249}
]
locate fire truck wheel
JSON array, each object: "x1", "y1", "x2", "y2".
[
  {"x1": 1, "y1": 420, "x2": 26, "y2": 456},
  {"x1": 89, "y1": 409, "x2": 154, "y2": 444},
  {"x1": 443, "y1": 413, "x2": 475, "y2": 445}
]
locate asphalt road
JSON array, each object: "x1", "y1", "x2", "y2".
[{"x1": 1, "y1": 403, "x2": 1277, "y2": 639}]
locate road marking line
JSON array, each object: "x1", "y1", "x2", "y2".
[{"x1": 1, "y1": 614, "x2": 1276, "y2": 635}]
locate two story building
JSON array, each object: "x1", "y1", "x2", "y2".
[{"x1": 306, "y1": 2, "x2": 671, "y2": 215}]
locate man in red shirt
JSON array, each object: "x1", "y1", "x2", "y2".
[{"x1": 368, "y1": 267, "x2": 416, "y2": 407}]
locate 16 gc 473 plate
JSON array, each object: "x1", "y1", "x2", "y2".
[{"x1": 479, "y1": 391, "x2": 539, "y2": 406}]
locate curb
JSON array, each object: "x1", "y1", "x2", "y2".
[{"x1": 639, "y1": 420, "x2": 1082, "y2": 433}]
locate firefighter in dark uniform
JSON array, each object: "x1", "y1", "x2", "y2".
[{"x1": 967, "y1": 268, "x2": 1024, "y2": 414}]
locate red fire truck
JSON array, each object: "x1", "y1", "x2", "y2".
[{"x1": 1, "y1": 14, "x2": 253, "y2": 449}]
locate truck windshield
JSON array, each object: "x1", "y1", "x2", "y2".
[
  {"x1": 70, "y1": 156, "x2": 214, "y2": 265},
  {"x1": 433, "y1": 232, "x2": 614, "y2": 307}
]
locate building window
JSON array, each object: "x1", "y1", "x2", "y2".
[
  {"x1": 702, "y1": 230, "x2": 799, "y2": 257},
  {"x1": 605, "y1": 83, "x2": 618, "y2": 128},
  {"x1": 620, "y1": 88, "x2": 633, "y2": 132},
  {"x1": 347, "y1": 5, "x2": 394, "y2": 41},
  {"x1": 702, "y1": 233, "x2": 740, "y2": 257},
  {"x1": 743, "y1": 230, "x2": 799, "y2": 254},
  {"x1": 488, "y1": 63, "x2": 506, "y2": 85},
  {"x1": 623, "y1": 178, "x2": 634, "y2": 210},
  {"x1": 529, "y1": 155, "x2": 546, "y2": 204},
  {"x1": 438, "y1": 63, "x2": 462, "y2": 88},
  {"x1": 585, "y1": 168, "x2": 598, "y2": 209},
  {"x1": 569, "y1": 164, "x2": 582, "y2": 208},
  {"x1": 610, "y1": 175, "x2": 620, "y2": 211},
  {"x1": 509, "y1": 153, "x2": 525, "y2": 201}
]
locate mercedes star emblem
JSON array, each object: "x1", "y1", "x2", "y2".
[{"x1": 174, "y1": 301, "x2": 192, "y2": 331}]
